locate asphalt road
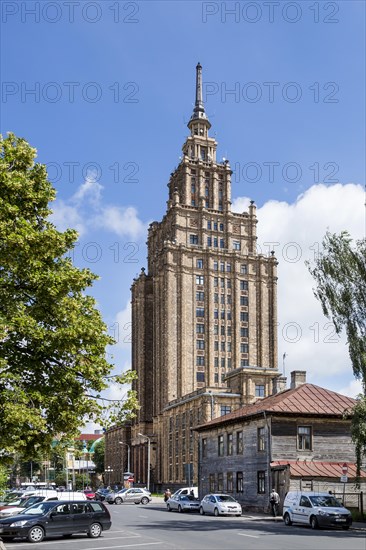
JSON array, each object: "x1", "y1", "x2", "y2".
[{"x1": 2, "y1": 501, "x2": 365, "y2": 550}]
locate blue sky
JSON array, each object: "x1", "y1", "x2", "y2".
[{"x1": 1, "y1": 1, "x2": 365, "y2": 418}]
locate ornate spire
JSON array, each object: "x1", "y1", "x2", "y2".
[{"x1": 189, "y1": 62, "x2": 210, "y2": 126}]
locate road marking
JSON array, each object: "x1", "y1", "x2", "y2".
[
  {"x1": 138, "y1": 515, "x2": 148, "y2": 518},
  {"x1": 238, "y1": 532, "x2": 260, "y2": 538},
  {"x1": 83, "y1": 543, "x2": 161, "y2": 549}
]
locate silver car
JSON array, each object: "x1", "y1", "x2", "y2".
[
  {"x1": 199, "y1": 494, "x2": 242, "y2": 516},
  {"x1": 166, "y1": 494, "x2": 200, "y2": 513},
  {"x1": 106, "y1": 488, "x2": 151, "y2": 505}
]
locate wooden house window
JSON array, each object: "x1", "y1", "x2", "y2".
[
  {"x1": 218, "y1": 434, "x2": 224, "y2": 456},
  {"x1": 227, "y1": 433, "x2": 233, "y2": 455},
  {"x1": 202, "y1": 438, "x2": 207, "y2": 458},
  {"x1": 257, "y1": 471, "x2": 266, "y2": 494},
  {"x1": 209, "y1": 473, "x2": 215, "y2": 492},
  {"x1": 257, "y1": 427, "x2": 265, "y2": 451},
  {"x1": 236, "y1": 431, "x2": 243, "y2": 454},
  {"x1": 227, "y1": 472, "x2": 233, "y2": 493},
  {"x1": 298, "y1": 426, "x2": 312, "y2": 450},
  {"x1": 236, "y1": 471, "x2": 244, "y2": 493},
  {"x1": 218, "y1": 472, "x2": 224, "y2": 492}
]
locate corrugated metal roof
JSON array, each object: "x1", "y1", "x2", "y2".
[
  {"x1": 271, "y1": 460, "x2": 366, "y2": 479},
  {"x1": 196, "y1": 383, "x2": 355, "y2": 430}
]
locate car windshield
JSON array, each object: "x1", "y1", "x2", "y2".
[
  {"x1": 309, "y1": 496, "x2": 342, "y2": 507},
  {"x1": 23, "y1": 502, "x2": 55, "y2": 515},
  {"x1": 4, "y1": 493, "x2": 22, "y2": 503},
  {"x1": 216, "y1": 495, "x2": 237, "y2": 503}
]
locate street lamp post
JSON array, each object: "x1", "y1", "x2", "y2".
[
  {"x1": 119, "y1": 442, "x2": 131, "y2": 474},
  {"x1": 105, "y1": 466, "x2": 113, "y2": 487},
  {"x1": 138, "y1": 433, "x2": 151, "y2": 492}
]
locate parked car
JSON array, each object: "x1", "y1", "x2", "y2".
[
  {"x1": 199, "y1": 494, "x2": 242, "y2": 516},
  {"x1": 0, "y1": 500, "x2": 111, "y2": 543},
  {"x1": 95, "y1": 488, "x2": 113, "y2": 501},
  {"x1": 0, "y1": 492, "x2": 26, "y2": 508},
  {"x1": 106, "y1": 488, "x2": 151, "y2": 505},
  {"x1": 0, "y1": 495, "x2": 59, "y2": 518},
  {"x1": 166, "y1": 494, "x2": 200, "y2": 513},
  {"x1": 172, "y1": 487, "x2": 199, "y2": 499},
  {"x1": 84, "y1": 489, "x2": 96, "y2": 500},
  {"x1": 283, "y1": 491, "x2": 352, "y2": 530}
]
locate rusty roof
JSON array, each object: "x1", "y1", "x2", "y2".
[
  {"x1": 271, "y1": 460, "x2": 366, "y2": 479},
  {"x1": 196, "y1": 383, "x2": 355, "y2": 430}
]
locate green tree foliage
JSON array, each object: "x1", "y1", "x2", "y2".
[
  {"x1": 307, "y1": 231, "x2": 366, "y2": 471},
  {"x1": 0, "y1": 133, "x2": 138, "y2": 460},
  {"x1": 93, "y1": 438, "x2": 105, "y2": 474}
]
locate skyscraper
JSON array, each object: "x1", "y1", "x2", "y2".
[{"x1": 131, "y1": 64, "x2": 278, "y2": 489}]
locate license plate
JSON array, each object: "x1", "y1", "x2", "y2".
[{"x1": 336, "y1": 519, "x2": 346, "y2": 522}]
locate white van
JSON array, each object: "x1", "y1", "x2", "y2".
[
  {"x1": 283, "y1": 491, "x2": 352, "y2": 530},
  {"x1": 172, "y1": 487, "x2": 198, "y2": 499}
]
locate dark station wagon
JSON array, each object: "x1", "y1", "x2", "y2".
[{"x1": 0, "y1": 500, "x2": 111, "y2": 543}]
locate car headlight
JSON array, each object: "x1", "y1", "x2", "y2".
[
  {"x1": 317, "y1": 510, "x2": 329, "y2": 516},
  {"x1": 10, "y1": 520, "x2": 29, "y2": 527}
]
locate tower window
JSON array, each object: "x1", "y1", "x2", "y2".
[
  {"x1": 240, "y1": 344, "x2": 249, "y2": 353},
  {"x1": 205, "y1": 187, "x2": 209, "y2": 196},
  {"x1": 240, "y1": 296, "x2": 248, "y2": 306},
  {"x1": 207, "y1": 221, "x2": 212, "y2": 229},
  {"x1": 214, "y1": 261, "x2": 218, "y2": 271},
  {"x1": 191, "y1": 184, "x2": 196, "y2": 193},
  {"x1": 207, "y1": 237, "x2": 212, "y2": 247},
  {"x1": 196, "y1": 291, "x2": 204, "y2": 301},
  {"x1": 219, "y1": 223, "x2": 224, "y2": 231},
  {"x1": 213, "y1": 222, "x2": 218, "y2": 230},
  {"x1": 255, "y1": 384, "x2": 265, "y2": 397},
  {"x1": 196, "y1": 307, "x2": 204, "y2": 317},
  {"x1": 241, "y1": 359, "x2": 249, "y2": 367},
  {"x1": 196, "y1": 356, "x2": 205, "y2": 366},
  {"x1": 200, "y1": 147, "x2": 207, "y2": 160},
  {"x1": 214, "y1": 238, "x2": 218, "y2": 247},
  {"x1": 240, "y1": 280, "x2": 248, "y2": 291},
  {"x1": 196, "y1": 324, "x2": 205, "y2": 334},
  {"x1": 190, "y1": 234, "x2": 199, "y2": 245},
  {"x1": 196, "y1": 275, "x2": 204, "y2": 285},
  {"x1": 240, "y1": 312, "x2": 249, "y2": 322},
  {"x1": 220, "y1": 405, "x2": 231, "y2": 416},
  {"x1": 241, "y1": 264, "x2": 248, "y2": 274},
  {"x1": 220, "y1": 239, "x2": 225, "y2": 248},
  {"x1": 196, "y1": 259, "x2": 203, "y2": 269},
  {"x1": 233, "y1": 241, "x2": 241, "y2": 250},
  {"x1": 196, "y1": 340, "x2": 205, "y2": 350},
  {"x1": 196, "y1": 372, "x2": 205, "y2": 382}
]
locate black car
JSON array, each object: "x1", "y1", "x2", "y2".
[
  {"x1": 0, "y1": 500, "x2": 111, "y2": 543},
  {"x1": 95, "y1": 488, "x2": 113, "y2": 501}
]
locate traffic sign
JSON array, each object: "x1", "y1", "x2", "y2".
[
  {"x1": 340, "y1": 475, "x2": 348, "y2": 483},
  {"x1": 127, "y1": 477, "x2": 134, "y2": 483},
  {"x1": 341, "y1": 463, "x2": 348, "y2": 475}
]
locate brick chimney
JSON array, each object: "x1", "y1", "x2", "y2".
[
  {"x1": 290, "y1": 370, "x2": 306, "y2": 389},
  {"x1": 272, "y1": 376, "x2": 287, "y2": 394}
]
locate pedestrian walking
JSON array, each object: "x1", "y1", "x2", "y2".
[
  {"x1": 164, "y1": 488, "x2": 171, "y2": 502},
  {"x1": 269, "y1": 488, "x2": 280, "y2": 517}
]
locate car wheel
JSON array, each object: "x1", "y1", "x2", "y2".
[
  {"x1": 178, "y1": 505, "x2": 182, "y2": 513},
  {"x1": 115, "y1": 497, "x2": 122, "y2": 505},
  {"x1": 27, "y1": 526, "x2": 45, "y2": 543},
  {"x1": 199, "y1": 506, "x2": 205, "y2": 515},
  {"x1": 167, "y1": 504, "x2": 171, "y2": 511},
  {"x1": 87, "y1": 522, "x2": 102, "y2": 538},
  {"x1": 141, "y1": 497, "x2": 149, "y2": 505},
  {"x1": 214, "y1": 507, "x2": 219, "y2": 517},
  {"x1": 310, "y1": 516, "x2": 319, "y2": 530},
  {"x1": 284, "y1": 513, "x2": 292, "y2": 526}
]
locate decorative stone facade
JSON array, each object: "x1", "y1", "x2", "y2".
[{"x1": 130, "y1": 64, "x2": 279, "y2": 490}]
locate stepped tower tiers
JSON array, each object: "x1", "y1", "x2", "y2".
[{"x1": 131, "y1": 64, "x2": 279, "y2": 489}]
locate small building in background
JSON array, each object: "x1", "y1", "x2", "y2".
[{"x1": 195, "y1": 371, "x2": 366, "y2": 513}]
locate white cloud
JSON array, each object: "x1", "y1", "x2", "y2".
[
  {"x1": 50, "y1": 200, "x2": 86, "y2": 236},
  {"x1": 96, "y1": 206, "x2": 148, "y2": 240},
  {"x1": 52, "y1": 178, "x2": 147, "y2": 240},
  {"x1": 233, "y1": 183, "x2": 364, "y2": 395},
  {"x1": 72, "y1": 177, "x2": 103, "y2": 207}
]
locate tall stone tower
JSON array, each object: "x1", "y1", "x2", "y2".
[{"x1": 131, "y1": 64, "x2": 278, "y2": 489}]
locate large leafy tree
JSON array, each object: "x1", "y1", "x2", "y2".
[
  {"x1": 0, "y1": 133, "x2": 138, "y2": 460},
  {"x1": 307, "y1": 231, "x2": 366, "y2": 471}
]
